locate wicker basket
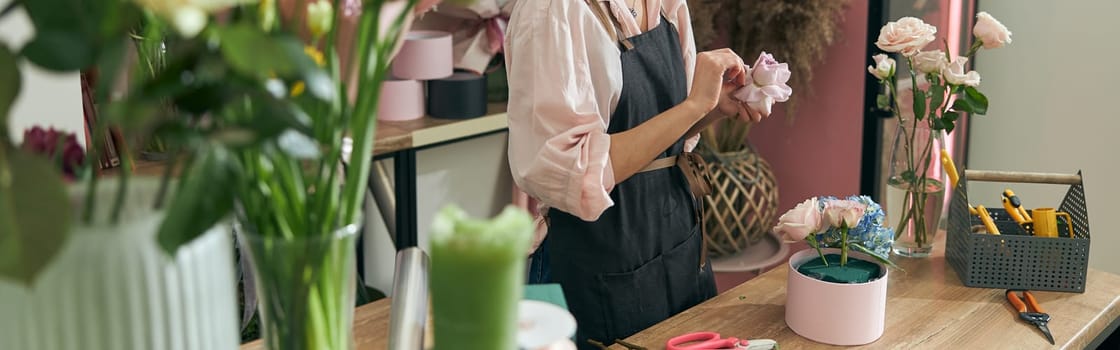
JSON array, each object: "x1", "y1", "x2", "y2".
[
  {"x1": 946, "y1": 169, "x2": 1090, "y2": 293},
  {"x1": 701, "y1": 147, "x2": 780, "y2": 258}
]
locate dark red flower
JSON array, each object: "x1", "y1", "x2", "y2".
[{"x1": 21, "y1": 126, "x2": 85, "y2": 178}]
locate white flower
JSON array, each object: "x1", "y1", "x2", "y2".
[
  {"x1": 912, "y1": 50, "x2": 948, "y2": 74},
  {"x1": 823, "y1": 200, "x2": 866, "y2": 229},
  {"x1": 867, "y1": 53, "x2": 895, "y2": 80},
  {"x1": 875, "y1": 17, "x2": 937, "y2": 56},
  {"x1": 773, "y1": 198, "x2": 823, "y2": 242},
  {"x1": 306, "y1": 0, "x2": 333, "y2": 39},
  {"x1": 133, "y1": 0, "x2": 259, "y2": 37},
  {"x1": 974, "y1": 12, "x2": 1012, "y2": 49},
  {"x1": 941, "y1": 56, "x2": 981, "y2": 87}
]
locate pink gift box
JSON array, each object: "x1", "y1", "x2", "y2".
[
  {"x1": 378, "y1": 79, "x2": 425, "y2": 122},
  {"x1": 785, "y1": 248, "x2": 888, "y2": 346},
  {"x1": 391, "y1": 30, "x2": 454, "y2": 80}
]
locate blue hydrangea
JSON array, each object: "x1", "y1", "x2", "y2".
[{"x1": 812, "y1": 195, "x2": 895, "y2": 257}]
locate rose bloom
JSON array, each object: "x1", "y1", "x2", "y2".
[
  {"x1": 733, "y1": 52, "x2": 792, "y2": 117},
  {"x1": 823, "y1": 200, "x2": 866, "y2": 229},
  {"x1": 942, "y1": 56, "x2": 981, "y2": 87},
  {"x1": 912, "y1": 50, "x2": 948, "y2": 74},
  {"x1": 876, "y1": 17, "x2": 937, "y2": 56},
  {"x1": 974, "y1": 12, "x2": 1012, "y2": 49},
  {"x1": 868, "y1": 53, "x2": 895, "y2": 80},
  {"x1": 774, "y1": 198, "x2": 822, "y2": 241},
  {"x1": 133, "y1": 0, "x2": 258, "y2": 37}
]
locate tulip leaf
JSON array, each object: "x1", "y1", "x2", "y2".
[
  {"x1": 157, "y1": 145, "x2": 234, "y2": 256},
  {"x1": 0, "y1": 46, "x2": 20, "y2": 129},
  {"x1": 20, "y1": 30, "x2": 94, "y2": 72},
  {"x1": 963, "y1": 86, "x2": 989, "y2": 115},
  {"x1": 0, "y1": 145, "x2": 72, "y2": 286}
]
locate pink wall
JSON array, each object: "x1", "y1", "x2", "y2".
[{"x1": 747, "y1": 0, "x2": 870, "y2": 213}]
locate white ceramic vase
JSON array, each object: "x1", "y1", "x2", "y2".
[
  {"x1": 0, "y1": 179, "x2": 238, "y2": 350},
  {"x1": 785, "y1": 248, "x2": 889, "y2": 346}
]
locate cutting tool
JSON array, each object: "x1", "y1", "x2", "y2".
[
  {"x1": 1002, "y1": 196, "x2": 1034, "y2": 233},
  {"x1": 975, "y1": 205, "x2": 1001, "y2": 235},
  {"x1": 1006, "y1": 290, "x2": 1056, "y2": 345},
  {"x1": 666, "y1": 332, "x2": 778, "y2": 350},
  {"x1": 1002, "y1": 189, "x2": 1033, "y2": 223}
]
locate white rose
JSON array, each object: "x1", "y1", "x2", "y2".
[
  {"x1": 134, "y1": 0, "x2": 259, "y2": 37},
  {"x1": 974, "y1": 12, "x2": 1012, "y2": 49},
  {"x1": 941, "y1": 56, "x2": 981, "y2": 87},
  {"x1": 875, "y1": 17, "x2": 937, "y2": 56},
  {"x1": 773, "y1": 198, "x2": 823, "y2": 241},
  {"x1": 867, "y1": 53, "x2": 895, "y2": 80},
  {"x1": 912, "y1": 50, "x2": 948, "y2": 74}
]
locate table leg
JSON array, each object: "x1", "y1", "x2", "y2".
[{"x1": 394, "y1": 149, "x2": 419, "y2": 250}]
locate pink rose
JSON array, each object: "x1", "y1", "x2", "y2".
[
  {"x1": 974, "y1": 12, "x2": 1012, "y2": 49},
  {"x1": 912, "y1": 50, "x2": 948, "y2": 74},
  {"x1": 773, "y1": 198, "x2": 822, "y2": 241},
  {"x1": 823, "y1": 200, "x2": 866, "y2": 229},
  {"x1": 875, "y1": 17, "x2": 937, "y2": 56},
  {"x1": 732, "y1": 52, "x2": 792, "y2": 117},
  {"x1": 867, "y1": 53, "x2": 895, "y2": 80},
  {"x1": 941, "y1": 56, "x2": 981, "y2": 87}
]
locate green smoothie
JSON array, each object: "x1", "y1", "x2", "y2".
[{"x1": 429, "y1": 205, "x2": 533, "y2": 350}]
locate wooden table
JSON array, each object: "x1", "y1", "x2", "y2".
[
  {"x1": 240, "y1": 298, "x2": 394, "y2": 350},
  {"x1": 611, "y1": 232, "x2": 1120, "y2": 349}
]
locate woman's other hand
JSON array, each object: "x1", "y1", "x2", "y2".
[
  {"x1": 717, "y1": 81, "x2": 763, "y2": 122},
  {"x1": 686, "y1": 49, "x2": 747, "y2": 114}
]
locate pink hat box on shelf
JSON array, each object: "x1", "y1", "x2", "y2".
[
  {"x1": 378, "y1": 79, "x2": 426, "y2": 122},
  {"x1": 390, "y1": 30, "x2": 454, "y2": 80}
]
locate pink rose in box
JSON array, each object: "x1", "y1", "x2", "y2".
[
  {"x1": 732, "y1": 52, "x2": 792, "y2": 117},
  {"x1": 774, "y1": 198, "x2": 822, "y2": 241},
  {"x1": 823, "y1": 199, "x2": 866, "y2": 229}
]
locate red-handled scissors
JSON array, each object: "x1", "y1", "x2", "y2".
[{"x1": 666, "y1": 332, "x2": 778, "y2": 350}]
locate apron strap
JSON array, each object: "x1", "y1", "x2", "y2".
[
  {"x1": 641, "y1": 153, "x2": 714, "y2": 269},
  {"x1": 583, "y1": 0, "x2": 635, "y2": 50}
]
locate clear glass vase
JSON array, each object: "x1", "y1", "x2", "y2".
[
  {"x1": 237, "y1": 223, "x2": 360, "y2": 350},
  {"x1": 886, "y1": 124, "x2": 948, "y2": 258}
]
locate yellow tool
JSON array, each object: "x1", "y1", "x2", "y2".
[
  {"x1": 1002, "y1": 189, "x2": 1033, "y2": 222},
  {"x1": 1002, "y1": 196, "x2": 1034, "y2": 232},
  {"x1": 976, "y1": 205, "x2": 1001, "y2": 235},
  {"x1": 941, "y1": 149, "x2": 960, "y2": 189}
]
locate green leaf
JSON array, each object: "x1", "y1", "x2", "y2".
[
  {"x1": 157, "y1": 146, "x2": 234, "y2": 256},
  {"x1": 876, "y1": 94, "x2": 890, "y2": 111},
  {"x1": 0, "y1": 146, "x2": 72, "y2": 285},
  {"x1": 963, "y1": 86, "x2": 989, "y2": 115},
  {"x1": 951, "y1": 99, "x2": 974, "y2": 113},
  {"x1": 0, "y1": 46, "x2": 20, "y2": 128},
  {"x1": 942, "y1": 111, "x2": 960, "y2": 133},
  {"x1": 20, "y1": 30, "x2": 94, "y2": 71},
  {"x1": 928, "y1": 84, "x2": 946, "y2": 117},
  {"x1": 851, "y1": 242, "x2": 900, "y2": 269},
  {"x1": 217, "y1": 24, "x2": 298, "y2": 78},
  {"x1": 912, "y1": 89, "x2": 926, "y2": 121}
]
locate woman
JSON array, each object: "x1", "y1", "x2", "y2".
[{"x1": 505, "y1": 0, "x2": 766, "y2": 347}]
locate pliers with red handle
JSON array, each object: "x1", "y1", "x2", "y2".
[{"x1": 1006, "y1": 290, "x2": 1055, "y2": 345}]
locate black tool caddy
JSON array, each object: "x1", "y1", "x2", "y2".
[{"x1": 946, "y1": 170, "x2": 1090, "y2": 293}]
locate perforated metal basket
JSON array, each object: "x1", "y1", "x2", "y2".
[{"x1": 946, "y1": 170, "x2": 1091, "y2": 293}]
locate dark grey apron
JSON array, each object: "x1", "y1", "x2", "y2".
[{"x1": 545, "y1": 13, "x2": 717, "y2": 349}]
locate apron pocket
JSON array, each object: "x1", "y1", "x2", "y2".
[
  {"x1": 662, "y1": 224, "x2": 710, "y2": 312},
  {"x1": 595, "y1": 255, "x2": 670, "y2": 339}
]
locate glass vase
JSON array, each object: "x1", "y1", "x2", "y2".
[
  {"x1": 237, "y1": 223, "x2": 360, "y2": 350},
  {"x1": 886, "y1": 124, "x2": 948, "y2": 258}
]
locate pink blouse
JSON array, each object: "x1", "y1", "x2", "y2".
[{"x1": 505, "y1": 0, "x2": 699, "y2": 223}]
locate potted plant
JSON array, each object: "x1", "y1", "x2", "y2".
[
  {"x1": 868, "y1": 13, "x2": 1012, "y2": 257},
  {"x1": 0, "y1": 1, "x2": 246, "y2": 348},
  {"x1": 774, "y1": 195, "x2": 897, "y2": 345}
]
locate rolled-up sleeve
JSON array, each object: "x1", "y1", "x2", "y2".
[{"x1": 505, "y1": 0, "x2": 622, "y2": 222}]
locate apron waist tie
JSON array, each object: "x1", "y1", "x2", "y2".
[{"x1": 637, "y1": 153, "x2": 713, "y2": 270}]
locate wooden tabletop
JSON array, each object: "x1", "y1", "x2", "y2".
[
  {"x1": 240, "y1": 298, "x2": 394, "y2": 350},
  {"x1": 373, "y1": 103, "x2": 508, "y2": 157},
  {"x1": 610, "y1": 232, "x2": 1120, "y2": 349}
]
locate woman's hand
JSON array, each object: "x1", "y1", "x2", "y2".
[
  {"x1": 686, "y1": 49, "x2": 747, "y2": 115},
  {"x1": 716, "y1": 81, "x2": 763, "y2": 122}
]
